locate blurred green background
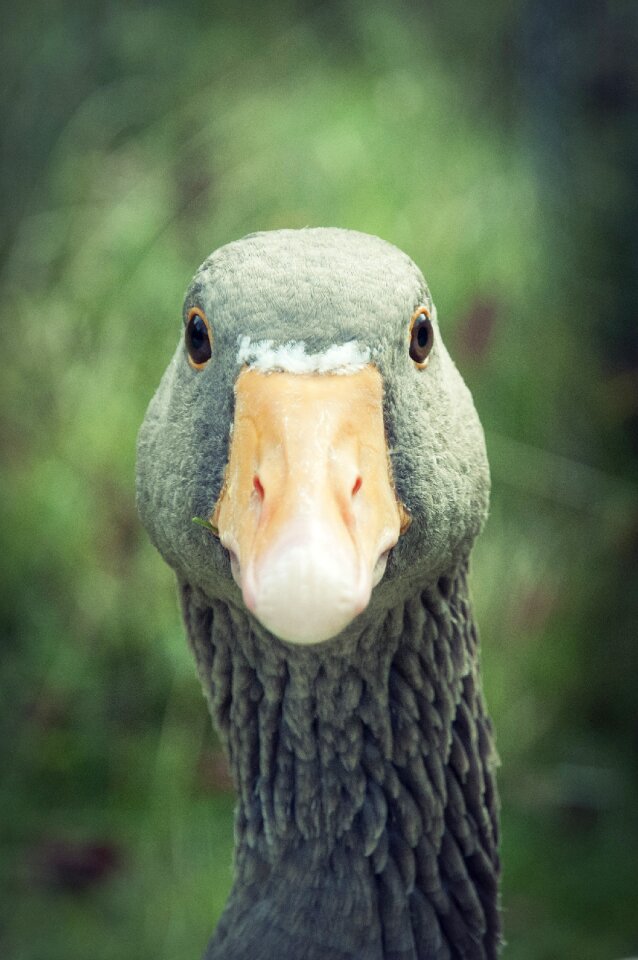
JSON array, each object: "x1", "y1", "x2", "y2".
[{"x1": 1, "y1": 1, "x2": 637, "y2": 958}]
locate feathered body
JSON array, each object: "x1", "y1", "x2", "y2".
[{"x1": 137, "y1": 229, "x2": 500, "y2": 959}]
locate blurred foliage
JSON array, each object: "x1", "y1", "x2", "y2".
[{"x1": 1, "y1": 1, "x2": 637, "y2": 958}]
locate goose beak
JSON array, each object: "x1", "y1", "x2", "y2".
[{"x1": 212, "y1": 366, "x2": 409, "y2": 645}]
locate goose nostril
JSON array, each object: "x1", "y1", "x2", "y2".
[
  {"x1": 351, "y1": 476, "x2": 362, "y2": 497},
  {"x1": 253, "y1": 475, "x2": 265, "y2": 500}
]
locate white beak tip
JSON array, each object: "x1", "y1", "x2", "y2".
[{"x1": 244, "y1": 540, "x2": 372, "y2": 645}]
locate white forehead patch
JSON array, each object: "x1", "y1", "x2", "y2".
[{"x1": 236, "y1": 336, "x2": 373, "y2": 374}]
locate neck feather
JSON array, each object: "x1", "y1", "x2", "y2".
[{"x1": 181, "y1": 564, "x2": 501, "y2": 960}]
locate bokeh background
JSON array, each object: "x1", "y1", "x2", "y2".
[{"x1": 1, "y1": 1, "x2": 637, "y2": 958}]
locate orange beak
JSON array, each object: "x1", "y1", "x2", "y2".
[{"x1": 212, "y1": 366, "x2": 409, "y2": 644}]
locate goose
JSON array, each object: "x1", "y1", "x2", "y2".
[{"x1": 136, "y1": 228, "x2": 500, "y2": 960}]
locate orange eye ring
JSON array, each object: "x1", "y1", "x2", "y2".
[
  {"x1": 185, "y1": 307, "x2": 213, "y2": 370},
  {"x1": 408, "y1": 307, "x2": 434, "y2": 367}
]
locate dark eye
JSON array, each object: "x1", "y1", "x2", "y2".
[
  {"x1": 409, "y1": 308, "x2": 434, "y2": 366},
  {"x1": 185, "y1": 308, "x2": 212, "y2": 368}
]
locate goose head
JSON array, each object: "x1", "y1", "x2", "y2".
[{"x1": 136, "y1": 228, "x2": 489, "y2": 646}]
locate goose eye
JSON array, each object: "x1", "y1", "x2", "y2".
[
  {"x1": 409, "y1": 308, "x2": 434, "y2": 366},
  {"x1": 185, "y1": 308, "x2": 212, "y2": 369}
]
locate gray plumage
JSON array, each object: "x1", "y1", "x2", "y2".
[{"x1": 136, "y1": 228, "x2": 501, "y2": 959}]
